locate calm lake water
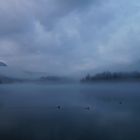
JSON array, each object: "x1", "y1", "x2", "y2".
[{"x1": 0, "y1": 83, "x2": 140, "y2": 140}]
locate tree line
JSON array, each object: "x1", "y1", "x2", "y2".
[{"x1": 81, "y1": 71, "x2": 140, "y2": 82}]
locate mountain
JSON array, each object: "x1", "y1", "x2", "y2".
[
  {"x1": 0, "y1": 75, "x2": 23, "y2": 84},
  {"x1": 0, "y1": 65, "x2": 43, "y2": 80},
  {"x1": 0, "y1": 62, "x2": 75, "y2": 84},
  {"x1": 39, "y1": 76, "x2": 75, "y2": 83},
  {"x1": 0, "y1": 63, "x2": 69, "y2": 84},
  {"x1": 0, "y1": 61, "x2": 7, "y2": 67}
]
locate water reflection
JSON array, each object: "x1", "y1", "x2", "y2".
[{"x1": 0, "y1": 83, "x2": 140, "y2": 140}]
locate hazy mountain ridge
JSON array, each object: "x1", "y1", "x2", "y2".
[
  {"x1": 1, "y1": 62, "x2": 140, "y2": 84},
  {"x1": 0, "y1": 62, "x2": 74, "y2": 84},
  {"x1": 0, "y1": 61, "x2": 7, "y2": 67}
]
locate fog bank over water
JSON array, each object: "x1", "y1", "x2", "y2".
[{"x1": 1, "y1": 0, "x2": 140, "y2": 139}]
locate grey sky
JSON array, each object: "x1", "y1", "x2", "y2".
[{"x1": 0, "y1": 0, "x2": 140, "y2": 75}]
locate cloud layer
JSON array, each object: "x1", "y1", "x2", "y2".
[{"x1": 0, "y1": 0, "x2": 140, "y2": 75}]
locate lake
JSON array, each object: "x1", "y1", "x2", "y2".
[{"x1": 0, "y1": 82, "x2": 140, "y2": 140}]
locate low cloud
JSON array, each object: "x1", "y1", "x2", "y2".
[{"x1": 0, "y1": 0, "x2": 140, "y2": 75}]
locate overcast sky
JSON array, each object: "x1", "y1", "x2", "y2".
[{"x1": 0, "y1": 0, "x2": 140, "y2": 75}]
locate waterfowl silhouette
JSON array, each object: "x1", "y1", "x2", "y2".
[
  {"x1": 57, "y1": 106, "x2": 61, "y2": 109},
  {"x1": 119, "y1": 101, "x2": 122, "y2": 104},
  {"x1": 85, "y1": 107, "x2": 90, "y2": 110}
]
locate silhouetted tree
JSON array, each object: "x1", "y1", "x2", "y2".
[{"x1": 81, "y1": 71, "x2": 140, "y2": 82}]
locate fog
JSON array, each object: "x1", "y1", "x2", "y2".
[
  {"x1": 1, "y1": 0, "x2": 140, "y2": 139},
  {"x1": 1, "y1": 0, "x2": 140, "y2": 75}
]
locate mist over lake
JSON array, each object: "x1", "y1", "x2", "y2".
[
  {"x1": 0, "y1": 83, "x2": 140, "y2": 140},
  {"x1": 1, "y1": 0, "x2": 140, "y2": 139}
]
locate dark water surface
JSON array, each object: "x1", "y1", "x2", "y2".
[{"x1": 0, "y1": 83, "x2": 140, "y2": 140}]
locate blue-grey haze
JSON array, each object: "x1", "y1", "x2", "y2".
[{"x1": 0, "y1": 0, "x2": 140, "y2": 75}]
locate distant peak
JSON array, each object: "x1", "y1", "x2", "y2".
[{"x1": 0, "y1": 61, "x2": 7, "y2": 67}]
